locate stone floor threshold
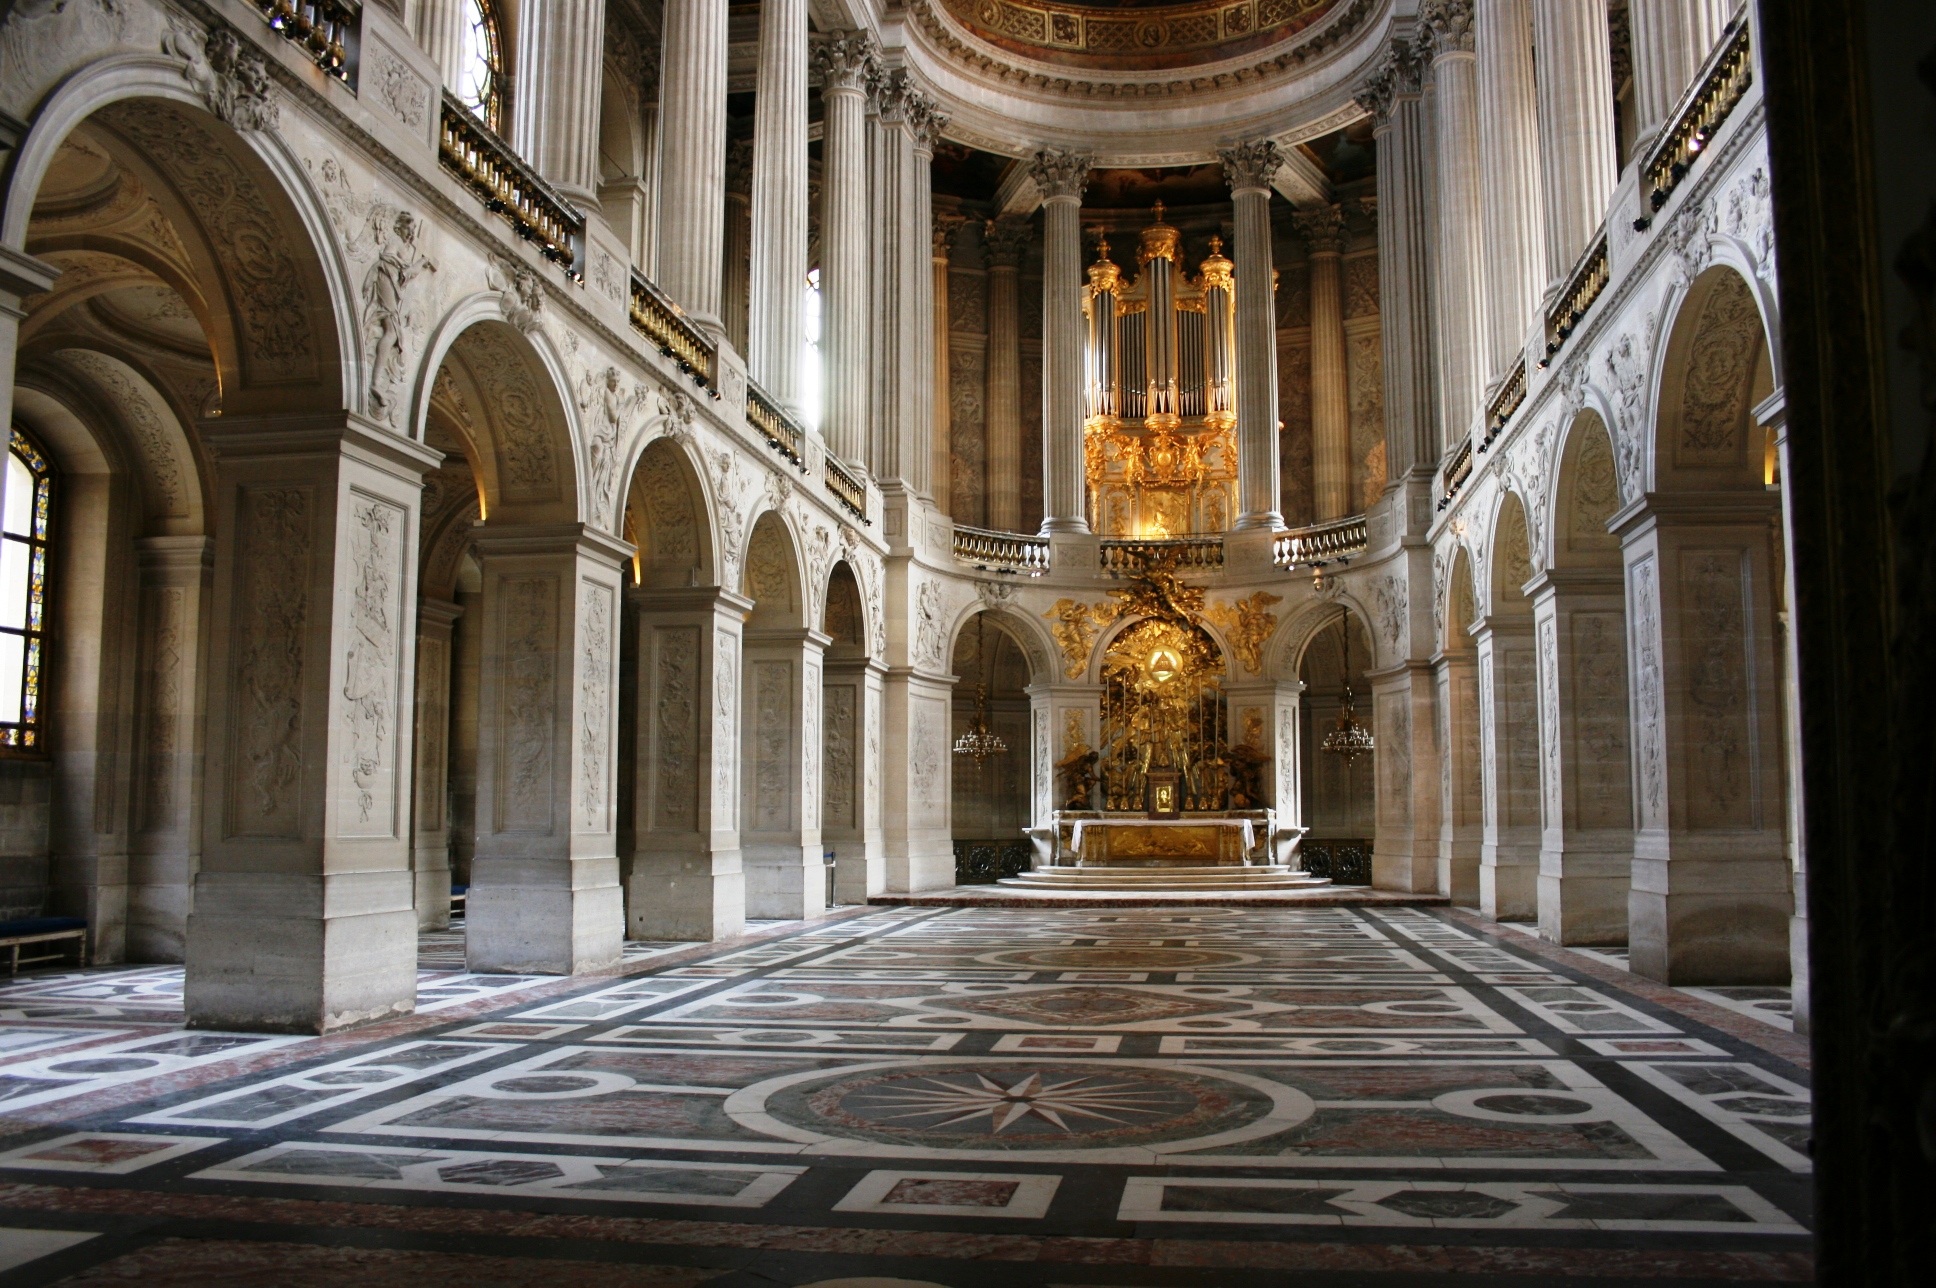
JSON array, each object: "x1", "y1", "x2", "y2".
[{"x1": 869, "y1": 886, "x2": 1448, "y2": 907}]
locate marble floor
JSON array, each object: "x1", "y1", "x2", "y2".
[{"x1": 0, "y1": 906, "x2": 1812, "y2": 1285}]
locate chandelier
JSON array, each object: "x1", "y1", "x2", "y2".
[
  {"x1": 953, "y1": 619, "x2": 1009, "y2": 765},
  {"x1": 1319, "y1": 610, "x2": 1376, "y2": 763}
]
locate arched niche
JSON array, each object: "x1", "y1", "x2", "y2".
[
  {"x1": 949, "y1": 613, "x2": 1032, "y2": 866},
  {"x1": 429, "y1": 320, "x2": 580, "y2": 526},
  {"x1": 1298, "y1": 610, "x2": 1376, "y2": 869},
  {"x1": 1489, "y1": 492, "x2": 1535, "y2": 620},
  {"x1": 1552, "y1": 410, "x2": 1623, "y2": 571},
  {"x1": 822, "y1": 563, "x2": 866, "y2": 659},
  {"x1": 622, "y1": 436, "x2": 714, "y2": 590},
  {"x1": 742, "y1": 511, "x2": 804, "y2": 631},
  {"x1": 1652, "y1": 265, "x2": 1777, "y2": 494}
]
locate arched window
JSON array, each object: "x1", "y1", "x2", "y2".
[
  {"x1": 1, "y1": 428, "x2": 54, "y2": 751},
  {"x1": 458, "y1": 0, "x2": 507, "y2": 135}
]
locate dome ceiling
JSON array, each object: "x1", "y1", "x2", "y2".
[{"x1": 941, "y1": 0, "x2": 1345, "y2": 71}]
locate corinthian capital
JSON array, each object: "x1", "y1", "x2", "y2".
[
  {"x1": 1292, "y1": 204, "x2": 1347, "y2": 255},
  {"x1": 1030, "y1": 148, "x2": 1093, "y2": 201},
  {"x1": 908, "y1": 94, "x2": 949, "y2": 153},
  {"x1": 812, "y1": 30, "x2": 879, "y2": 94},
  {"x1": 1352, "y1": 40, "x2": 1424, "y2": 124},
  {"x1": 1422, "y1": 0, "x2": 1475, "y2": 55},
  {"x1": 1219, "y1": 140, "x2": 1283, "y2": 194}
]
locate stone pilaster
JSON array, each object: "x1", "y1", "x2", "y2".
[
  {"x1": 510, "y1": 0, "x2": 608, "y2": 203},
  {"x1": 1630, "y1": 0, "x2": 1733, "y2": 150},
  {"x1": 411, "y1": 596, "x2": 463, "y2": 931},
  {"x1": 1435, "y1": 650, "x2": 1483, "y2": 903},
  {"x1": 1032, "y1": 149, "x2": 1092, "y2": 534},
  {"x1": 1370, "y1": 662, "x2": 1441, "y2": 892},
  {"x1": 932, "y1": 215, "x2": 958, "y2": 514},
  {"x1": 1296, "y1": 204, "x2": 1350, "y2": 522},
  {"x1": 813, "y1": 33, "x2": 877, "y2": 470},
  {"x1": 1475, "y1": 616, "x2": 1540, "y2": 919},
  {"x1": 1220, "y1": 140, "x2": 1285, "y2": 531},
  {"x1": 748, "y1": 0, "x2": 808, "y2": 410},
  {"x1": 823, "y1": 657, "x2": 885, "y2": 902},
  {"x1": 984, "y1": 217, "x2": 1029, "y2": 532},
  {"x1": 466, "y1": 524, "x2": 631, "y2": 975},
  {"x1": 741, "y1": 627, "x2": 831, "y2": 918},
  {"x1": 186, "y1": 417, "x2": 441, "y2": 1032},
  {"x1": 1476, "y1": 0, "x2": 1546, "y2": 374},
  {"x1": 1423, "y1": 1, "x2": 1488, "y2": 454},
  {"x1": 657, "y1": 0, "x2": 729, "y2": 328},
  {"x1": 1532, "y1": 0, "x2": 1618, "y2": 287}
]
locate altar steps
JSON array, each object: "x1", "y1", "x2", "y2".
[{"x1": 998, "y1": 864, "x2": 1332, "y2": 892}]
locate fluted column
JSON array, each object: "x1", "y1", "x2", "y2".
[
  {"x1": 1032, "y1": 149, "x2": 1092, "y2": 534},
  {"x1": 1354, "y1": 43, "x2": 1436, "y2": 487},
  {"x1": 866, "y1": 72, "x2": 943, "y2": 495},
  {"x1": 985, "y1": 218, "x2": 1028, "y2": 532},
  {"x1": 932, "y1": 216, "x2": 958, "y2": 511},
  {"x1": 1631, "y1": 0, "x2": 1732, "y2": 149},
  {"x1": 814, "y1": 33, "x2": 876, "y2": 469},
  {"x1": 722, "y1": 140, "x2": 753, "y2": 357},
  {"x1": 748, "y1": 0, "x2": 808, "y2": 410},
  {"x1": 413, "y1": 0, "x2": 466, "y2": 93},
  {"x1": 1297, "y1": 205, "x2": 1351, "y2": 522},
  {"x1": 1476, "y1": 0, "x2": 1546, "y2": 374},
  {"x1": 909, "y1": 109, "x2": 942, "y2": 500},
  {"x1": 1424, "y1": 1, "x2": 1487, "y2": 453},
  {"x1": 510, "y1": 0, "x2": 607, "y2": 203},
  {"x1": 657, "y1": 0, "x2": 729, "y2": 328},
  {"x1": 1220, "y1": 141, "x2": 1285, "y2": 531},
  {"x1": 1532, "y1": 0, "x2": 1618, "y2": 286}
]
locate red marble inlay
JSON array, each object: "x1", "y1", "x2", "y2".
[{"x1": 882, "y1": 1177, "x2": 1021, "y2": 1207}]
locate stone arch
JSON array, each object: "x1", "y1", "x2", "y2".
[
  {"x1": 417, "y1": 310, "x2": 580, "y2": 525},
  {"x1": 950, "y1": 610, "x2": 1034, "y2": 857},
  {"x1": 742, "y1": 510, "x2": 805, "y2": 630},
  {"x1": 1298, "y1": 606, "x2": 1377, "y2": 869},
  {"x1": 1277, "y1": 592, "x2": 1377, "y2": 683},
  {"x1": 7, "y1": 68, "x2": 353, "y2": 416},
  {"x1": 822, "y1": 562, "x2": 867, "y2": 657},
  {"x1": 623, "y1": 435, "x2": 715, "y2": 589},
  {"x1": 948, "y1": 601, "x2": 1055, "y2": 688},
  {"x1": 1088, "y1": 604, "x2": 1237, "y2": 687},
  {"x1": 1444, "y1": 546, "x2": 1479, "y2": 656},
  {"x1": 1550, "y1": 409, "x2": 1623, "y2": 571},
  {"x1": 1648, "y1": 265, "x2": 1778, "y2": 495},
  {"x1": 1487, "y1": 491, "x2": 1535, "y2": 620}
]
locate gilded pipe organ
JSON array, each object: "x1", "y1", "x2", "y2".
[{"x1": 1082, "y1": 205, "x2": 1241, "y2": 538}]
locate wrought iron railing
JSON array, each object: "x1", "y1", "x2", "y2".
[
  {"x1": 954, "y1": 840, "x2": 1032, "y2": 885},
  {"x1": 1644, "y1": 20, "x2": 1753, "y2": 215},
  {"x1": 1300, "y1": 838, "x2": 1371, "y2": 885},
  {"x1": 1438, "y1": 436, "x2": 1475, "y2": 511},
  {"x1": 1543, "y1": 231, "x2": 1609, "y2": 361},
  {"x1": 628, "y1": 269, "x2": 716, "y2": 393},
  {"x1": 439, "y1": 93, "x2": 582, "y2": 277},
  {"x1": 1480, "y1": 358, "x2": 1527, "y2": 449},
  {"x1": 251, "y1": 0, "x2": 357, "y2": 83},
  {"x1": 1099, "y1": 535, "x2": 1224, "y2": 575},
  {"x1": 952, "y1": 524, "x2": 1050, "y2": 575},
  {"x1": 1272, "y1": 514, "x2": 1369, "y2": 569},
  {"x1": 746, "y1": 380, "x2": 806, "y2": 471},
  {"x1": 824, "y1": 457, "x2": 870, "y2": 524}
]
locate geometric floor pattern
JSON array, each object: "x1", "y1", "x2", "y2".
[{"x1": 0, "y1": 906, "x2": 1813, "y2": 1285}]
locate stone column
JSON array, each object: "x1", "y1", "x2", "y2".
[
  {"x1": 1296, "y1": 204, "x2": 1351, "y2": 521},
  {"x1": 741, "y1": 627, "x2": 830, "y2": 918},
  {"x1": 628, "y1": 587, "x2": 749, "y2": 940},
  {"x1": 1476, "y1": 0, "x2": 1546, "y2": 374},
  {"x1": 1424, "y1": 1, "x2": 1488, "y2": 453},
  {"x1": 1532, "y1": 0, "x2": 1618, "y2": 286},
  {"x1": 1435, "y1": 650, "x2": 1483, "y2": 903},
  {"x1": 125, "y1": 536, "x2": 212, "y2": 962},
  {"x1": 1474, "y1": 616, "x2": 1540, "y2": 919},
  {"x1": 510, "y1": 0, "x2": 608, "y2": 203},
  {"x1": 866, "y1": 73, "x2": 943, "y2": 495},
  {"x1": 1630, "y1": 0, "x2": 1733, "y2": 150},
  {"x1": 823, "y1": 657, "x2": 885, "y2": 902},
  {"x1": 1369, "y1": 662, "x2": 1441, "y2": 892},
  {"x1": 411, "y1": 597, "x2": 463, "y2": 931},
  {"x1": 747, "y1": 0, "x2": 808, "y2": 410},
  {"x1": 1354, "y1": 44, "x2": 1436, "y2": 490},
  {"x1": 1224, "y1": 681, "x2": 1304, "y2": 859},
  {"x1": 722, "y1": 140, "x2": 754, "y2": 358},
  {"x1": 908, "y1": 107, "x2": 943, "y2": 501},
  {"x1": 1527, "y1": 570, "x2": 1632, "y2": 944},
  {"x1": 657, "y1": 0, "x2": 729, "y2": 328},
  {"x1": 185, "y1": 417, "x2": 440, "y2": 1032},
  {"x1": 1220, "y1": 140, "x2": 1285, "y2": 530},
  {"x1": 413, "y1": 0, "x2": 467, "y2": 92},
  {"x1": 466, "y1": 524, "x2": 631, "y2": 975},
  {"x1": 1766, "y1": 396, "x2": 1808, "y2": 1029},
  {"x1": 932, "y1": 216, "x2": 957, "y2": 513},
  {"x1": 1032, "y1": 148, "x2": 1092, "y2": 534},
  {"x1": 984, "y1": 217, "x2": 1028, "y2": 531},
  {"x1": 1620, "y1": 496, "x2": 1790, "y2": 983},
  {"x1": 814, "y1": 33, "x2": 876, "y2": 469}
]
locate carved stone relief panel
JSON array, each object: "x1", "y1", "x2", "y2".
[
  {"x1": 414, "y1": 634, "x2": 448, "y2": 834},
  {"x1": 1477, "y1": 650, "x2": 1498, "y2": 828},
  {"x1": 634, "y1": 447, "x2": 698, "y2": 570},
  {"x1": 138, "y1": 585, "x2": 186, "y2": 835},
  {"x1": 1630, "y1": 558, "x2": 1666, "y2": 830},
  {"x1": 1680, "y1": 548, "x2": 1754, "y2": 829},
  {"x1": 1569, "y1": 423, "x2": 1621, "y2": 544},
  {"x1": 745, "y1": 522, "x2": 794, "y2": 613},
  {"x1": 824, "y1": 684, "x2": 858, "y2": 830},
  {"x1": 1382, "y1": 695, "x2": 1412, "y2": 830},
  {"x1": 714, "y1": 630, "x2": 739, "y2": 828},
  {"x1": 950, "y1": 346, "x2": 987, "y2": 522},
  {"x1": 651, "y1": 626, "x2": 700, "y2": 832},
  {"x1": 338, "y1": 493, "x2": 406, "y2": 837},
  {"x1": 1347, "y1": 328, "x2": 1386, "y2": 512},
  {"x1": 462, "y1": 327, "x2": 559, "y2": 502},
  {"x1": 752, "y1": 661, "x2": 794, "y2": 832},
  {"x1": 1673, "y1": 273, "x2": 1762, "y2": 472},
  {"x1": 228, "y1": 487, "x2": 310, "y2": 840},
  {"x1": 1537, "y1": 617, "x2": 1561, "y2": 823},
  {"x1": 61, "y1": 351, "x2": 189, "y2": 520},
  {"x1": 1503, "y1": 646, "x2": 1540, "y2": 830},
  {"x1": 577, "y1": 580, "x2": 615, "y2": 833},
  {"x1": 498, "y1": 576, "x2": 558, "y2": 834},
  {"x1": 1343, "y1": 253, "x2": 1380, "y2": 319},
  {"x1": 1571, "y1": 611, "x2": 1630, "y2": 830},
  {"x1": 912, "y1": 699, "x2": 944, "y2": 815}
]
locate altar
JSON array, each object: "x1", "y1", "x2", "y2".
[{"x1": 1067, "y1": 816, "x2": 1259, "y2": 867}]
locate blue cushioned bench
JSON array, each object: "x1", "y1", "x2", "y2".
[{"x1": 0, "y1": 917, "x2": 88, "y2": 975}]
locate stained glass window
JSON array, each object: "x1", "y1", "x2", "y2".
[
  {"x1": 458, "y1": 0, "x2": 507, "y2": 135},
  {"x1": 1, "y1": 427, "x2": 53, "y2": 751}
]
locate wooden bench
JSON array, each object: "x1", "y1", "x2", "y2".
[
  {"x1": 0, "y1": 917, "x2": 89, "y2": 976},
  {"x1": 450, "y1": 884, "x2": 467, "y2": 920}
]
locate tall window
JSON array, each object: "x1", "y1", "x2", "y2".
[
  {"x1": 1, "y1": 428, "x2": 53, "y2": 751},
  {"x1": 801, "y1": 267, "x2": 824, "y2": 434},
  {"x1": 458, "y1": 0, "x2": 506, "y2": 135}
]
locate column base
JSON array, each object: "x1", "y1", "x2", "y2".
[
  {"x1": 1372, "y1": 840, "x2": 1438, "y2": 893},
  {"x1": 1537, "y1": 838, "x2": 1630, "y2": 945},
  {"x1": 126, "y1": 849, "x2": 192, "y2": 963},
  {"x1": 827, "y1": 832, "x2": 884, "y2": 905},
  {"x1": 628, "y1": 845, "x2": 745, "y2": 941},
  {"x1": 184, "y1": 873, "x2": 417, "y2": 1033},
  {"x1": 1438, "y1": 834, "x2": 1481, "y2": 906},
  {"x1": 413, "y1": 842, "x2": 452, "y2": 932},
  {"x1": 1628, "y1": 887, "x2": 1791, "y2": 984},
  {"x1": 467, "y1": 856, "x2": 624, "y2": 974},
  {"x1": 1479, "y1": 839, "x2": 1539, "y2": 920},
  {"x1": 744, "y1": 841, "x2": 828, "y2": 919},
  {"x1": 886, "y1": 838, "x2": 955, "y2": 894}
]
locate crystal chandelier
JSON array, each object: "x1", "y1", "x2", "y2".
[
  {"x1": 953, "y1": 619, "x2": 1009, "y2": 765},
  {"x1": 1319, "y1": 611, "x2": 1376, "y2": 763}
]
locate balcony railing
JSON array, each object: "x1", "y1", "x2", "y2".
[
  {"x1": 1542, "y1": 231, "x2": 1609, "y2": 361},
  {"x1": 439, "y1": 94, "x2": 582, "y2": 277},
  {"x1": 746, "y1": 380, "x2": 806, "y2": 471},
  {"x1": 1438, "y1": 436, "x2": 1475, "y2": 511},
  {"x1": 953, "y1": 524, "x2": 1050, "y2": 575},
  {"x1": 251, "y1": 0, "x2": 357, "y2": 83},
  {"x1": 1644, "y1": 20, "x2": 1753, "y2": 215},
  {"x1": 1480, "y1": 358, "x2": 1527, "y2": 450},
  {"x1": 629, "y1": 269, "x2": 716, "y2": 393},
  {"x1": 825, "y1": 457, "x2": 870, "y2": 525},
  {"x1": 1272, "y1": 514, "x2": 1369, "y2": 569},
  {"x1": 1100, "y1": 536, "x2": 1224, "y2": 575}
]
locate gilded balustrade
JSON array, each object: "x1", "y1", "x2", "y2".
[
  {"x1": 438, "y1": 94, "x2": 583, "y2": 277},
  {"x1": 953, "y1": 525, "x2": 1050, "y2": 575},
  {"x1": 1644, "y1": 20, "x2": 1754, "y2": 216},
  {"x1": 628, "y1": 269, "x2": 717, "y2": 393},
  {"x1": 1272, "y1": 514, "x2": 1368, "y2": 569}
]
